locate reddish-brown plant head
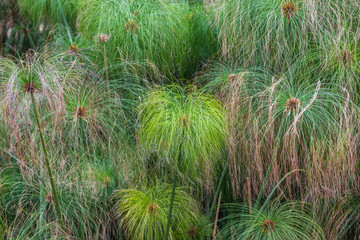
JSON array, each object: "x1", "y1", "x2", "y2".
[
  {"x1": 98, "y1": 33, "x2": 110, "y2": 43},
  {"x1": 125, "y1": 19, "x2": 138, "y2": 32},
  {"x1": 68, "y1": 44, "x2": 79, "y2": 55},
  {"x1": 146, "y1": 202, "x2": 159, "y2": 215},
  {"x1": 338, "y1": 49, "x2": 354, "y2": 68},
  {"x1": 261, "y1": 219, "x2": 276, "y2": 233},
  {"x1": 228, "y1": 73, "x2": 238, "y2": 84},
  {"x1": 281, "y1": 1, "x2": 298, "y2": 21},
  {"x1": 285, "y1": 97, "x2": 300, "y2": 113},
  {"x1": 73, "y1": 106, "x2": 87, "y2": 119},
  {"x1": 178, "y1": 114, "x2": 190, "y2": 128},
  {"x1": 45, "y1": 192, "x2": 54, "y2": 203},
  {"x1": 22, "y1": 82, "x2": 39, "y2": 93},
  {"x1": 19, "y1": 70, "x2": 42, "y2": 93},
  {"x1": 186, "y1": 226, "x2": 200, "y2": 239}
]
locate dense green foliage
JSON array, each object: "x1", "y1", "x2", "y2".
[
  {"x1": 77, "y1": 0, "x2": 211, "y2": 79},
  {"x1": 0, "y1": 0, "x2": 359, "y2": 239}
]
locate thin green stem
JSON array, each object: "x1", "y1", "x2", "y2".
[
  {"x1": 165, "y1": 130, "x2": 184, "y2": 240},
  {"x1": 31, "y1": 92, "x2": 64, "y2": 230},
  {"x1": 164, "y1": 171, "x2": 177, "y2": 240},
  {"x1": 211, "y1": 160, "x2": 228, "y2": 217},
  {"x1": 38, "y1": 152, "x2": 45, "y2": 240},
  {"x1": 0, "y1": 215, "x2": 6, "y2": 233}
]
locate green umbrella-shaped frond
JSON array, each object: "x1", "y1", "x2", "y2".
[
  {"x1": 138, "y1": 85, "x2": 228, "y2": 178},
  {"x1": 115, "y1": 184, "x2": 201, "y2": 240},
  {"x1": 219, "y1": 201, "x2": 325, "y2": 240}
]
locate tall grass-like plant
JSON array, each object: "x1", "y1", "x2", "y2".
[
  {"x1": 0, "y1": 51, "x2": 64, "y2": 227},
  {"x1": 214, "y1": 0, "x2": 316, "y2": 71},
  {"x1": 0, "y1": 165, "x2": 108, "y2": 239},
  {"x1": 309, "y1": 193, "x2": 360, "y2": 240},
  {"x1": 219, "y1": 201, "x2": 324, "y2": 240},
  {"x1": 0, "y1": 48, "x2": 144, "y2": 182},
  {"x1": 30, "y1": 85, "x2": 64, "y2": 229},
  {"x1": 54, "y1": 62, "x2": 145, "y2": 158},
  {"x1": 0, "y1": 51, "x2": 70, "y2": 169},
  {"x1": 2, "y1": 1, "x2": 360, "y2": 239},
  {"x1": 78, "y1": 0, "x2": 201, "y2": 79},
  {"x1": 293, "y1": 0, "x2": 360, "y2": 88},
  {"x1": 115, "y1": 185, "x2": 202, "y2": 240},
  {"x1": 49, "y1": 28, "x2": 97, "y2": 63},
  {"x1": 138, "y1": 85, "x2": 227, "y2": 239},
  {"x1": 242, "y1": 75, "x2": 351, "y2": 197},
  {"x1": 200, "y1": 63, "x2": 353, "y2": 199},
  {"x1": 138, "y1": 85, "x2": 227, "y2": 184},
  {"x1": 298, "y1": 31, "x2": 360, "y2": 94},
  {"x1": 189, "y1": 4, "x2": 218, "y2": 64},
  {"x1": 61, "y1": 76, "x2": 126, "y2": 151}
]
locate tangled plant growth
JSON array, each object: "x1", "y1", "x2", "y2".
[{"x1": 0, "y1": 0, "x2": 359, "y2": 239}]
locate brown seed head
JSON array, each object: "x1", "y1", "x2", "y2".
[
  {"x1": 147, "y1": 202, "x2": 159, "y2": 215},
  {"x1": 338, "y1": 49, "x2": 354, "y2": 68},
  {"x1": 228, "y1": 73, "x2": 238, "y2": 84},
  {"x1": 179, "y1": 114, "x2": 190, "y2": 128},
  {"x1": 261, "y1": 219, "x2": 276, "y2": 233},
  {"x1": 281, "y1": 1, "x2": 298, "y2": 21},
  {"x1": 23, "y1": 82, "x2": 39, "y2": 93},
  {"x1": 23, "y1": 28, "x2": 30, "y2": 35},
  {"x1": 98, "y1": 33, "x2": 110, "y2": 43},
  {"x1": 68, "y1": 44, "x2": 79, "y2": 55},
  {"x1": 74, "y1": 106, "x2": 87, "y2": 119},
  {"x1": 285, "y1": 97, "x2": 300, "y2": 112},
  {"x1": 186, "y1": 226, "x2": 200, "y2": 238},
  {"x1": 125, "y1": 19, "x2": 138, "y2": 32},
  {"x1": 102, "y1": 176, "x2": 112, "y2": 186},
  {"x1": 45, "y1": 192, "x2": 54, "y2": 203}
]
